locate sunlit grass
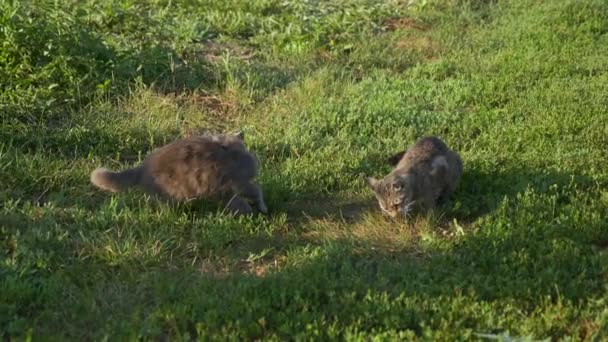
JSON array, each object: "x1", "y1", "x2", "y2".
[{"x1": 2, "y1": 0, "x2": 608, "y2": 339}]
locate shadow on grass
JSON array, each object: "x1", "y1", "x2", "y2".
[
  {"x1": 65, "y1": 227, "x2": 602, "y2": 339},
  {"x1": 449, "y1": 165, "x2": 596, "y2": 221},
  {"x1": 2, "y1": 161, "x2": 605, "y2": 339}
]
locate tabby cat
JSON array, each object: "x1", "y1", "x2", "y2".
[{"x1": 365, "y1": 136, "x2": 462, "y2": 218}]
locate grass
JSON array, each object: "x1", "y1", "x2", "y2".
[{"x1": 2, "y1": 0, "x2": 608, "y2": 339}]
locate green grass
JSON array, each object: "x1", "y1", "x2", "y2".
[{"x1": 2, "y1": 0, "x2": 608, "y2": 339}]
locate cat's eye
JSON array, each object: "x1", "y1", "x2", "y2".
[{"x1": 392, "y1": 183, "x2": 401, "y2": 190}]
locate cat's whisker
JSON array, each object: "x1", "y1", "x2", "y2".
[
  {"x1": 401, "y1": 200, "x2": 416, "y2": 218},
  {"x1": 222, "y1": 193, "x2": 240, "y2": 215}
]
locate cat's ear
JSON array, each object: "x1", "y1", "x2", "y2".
[
  {"x1": 365, "y1": 177, "x2": 380, "y2": 191},
  {"x1": 388, "y1": 151, "x2": 405, "y2": 166},
  {"x1": 235, "y1": 131, "x2": 245, "y2": 141}
]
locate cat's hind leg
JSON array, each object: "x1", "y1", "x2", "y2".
[
  {"x1": 436, "y1": 190, "x2": 450, "y2": 205},
  {"x1": 224, "y1": 195, "x2": 253, "y2": 216},
  {"x1": 236, "y1": 182, "x2": 268, "y2": 214},
  {"x1": 418, "y1": 192, "x2": 436, "y2": 213}
]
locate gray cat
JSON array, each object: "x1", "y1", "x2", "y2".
[
  {"x1": 90, "y1": 132, "x2": 267, "y2": 215},
  {"x1": 365, "y1": 136, "x2": 463, "y2": 218}
]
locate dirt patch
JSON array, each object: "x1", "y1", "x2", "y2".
[
  {"x1": 199, "y1": 258, "x2": 232, "y2": 279},
  {"x1": 196, "y1": 251, "x2": 287, "y2": 278},
  {"x1": 396, "y1": 35, "x2": 439, "y2": 59},
  {"x1": 578, "y1": 319, "x2": 600, "y2": 340},
  {"x1": 196, "y1": 234, "x2": 291, "y2": 278},
  {"x1": 384, "y1": 17, "x2": 430, "y2": 32},
  {"x1": 200, "y1": 40, "x2": 255, "y2": 63},
  {"x1": 180, "y1": 98, "x2": 234, "y2": 136},
  {"x1": 175, "y1": 90, "x2": 244, "y2": 137},
  {"x1": 187, "y1": 91, "x2": 239, "y2": 116},
  {"x1": 383, "y1": 17, "x2": 439, "y2": 59},
  {"x1": 236, "y1": 254, "x2": 288, "y2": 277}
]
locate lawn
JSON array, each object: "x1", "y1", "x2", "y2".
[{"x1": 2, "y1": 0, "x2": 608, "y2": 340}]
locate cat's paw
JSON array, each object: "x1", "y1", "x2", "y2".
[{"x1": 258, "y1": 202, "x2": 269, "y2": 215}]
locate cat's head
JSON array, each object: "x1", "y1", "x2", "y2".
[{"x1": 365, "y1": 174, "x2": 415, "y2": 218}]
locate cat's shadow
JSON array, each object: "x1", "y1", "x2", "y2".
[
  {"x1": 439, "y1": 165, "x2": 595, "y2": 222},
  {"x1": 277, "y1": 197, "x2": 377, "y2": 224}
]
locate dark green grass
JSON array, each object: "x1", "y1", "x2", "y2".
[{"x1": 2, "y1": 0, "x2": 608, "y2": 340}]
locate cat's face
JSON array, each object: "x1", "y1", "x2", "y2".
[{"x1": 365, "y1": 175, "x2": 414, "y2": 218}]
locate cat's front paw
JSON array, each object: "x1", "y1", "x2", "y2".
[{"x1": 258, "y1": 202, "x2": 269, "y2": 215}]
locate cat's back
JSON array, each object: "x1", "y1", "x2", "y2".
[
  {"x1": 149, "y1": 135, "x2": 253, "y2": 166},
  {"x1": 142, "y1": 135, "x2": 258, "y2": 200},
  {"x1": 396, "y1": 136, "x2": 449, "y2": 169}
]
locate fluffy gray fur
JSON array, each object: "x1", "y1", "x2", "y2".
[{"x1": 91, "y1": 132, "x2": 267, "y2": 215}]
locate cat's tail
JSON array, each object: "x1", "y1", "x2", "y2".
[{"x1": 90, "y1": 166, "x2": 143, "y2": 193}]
